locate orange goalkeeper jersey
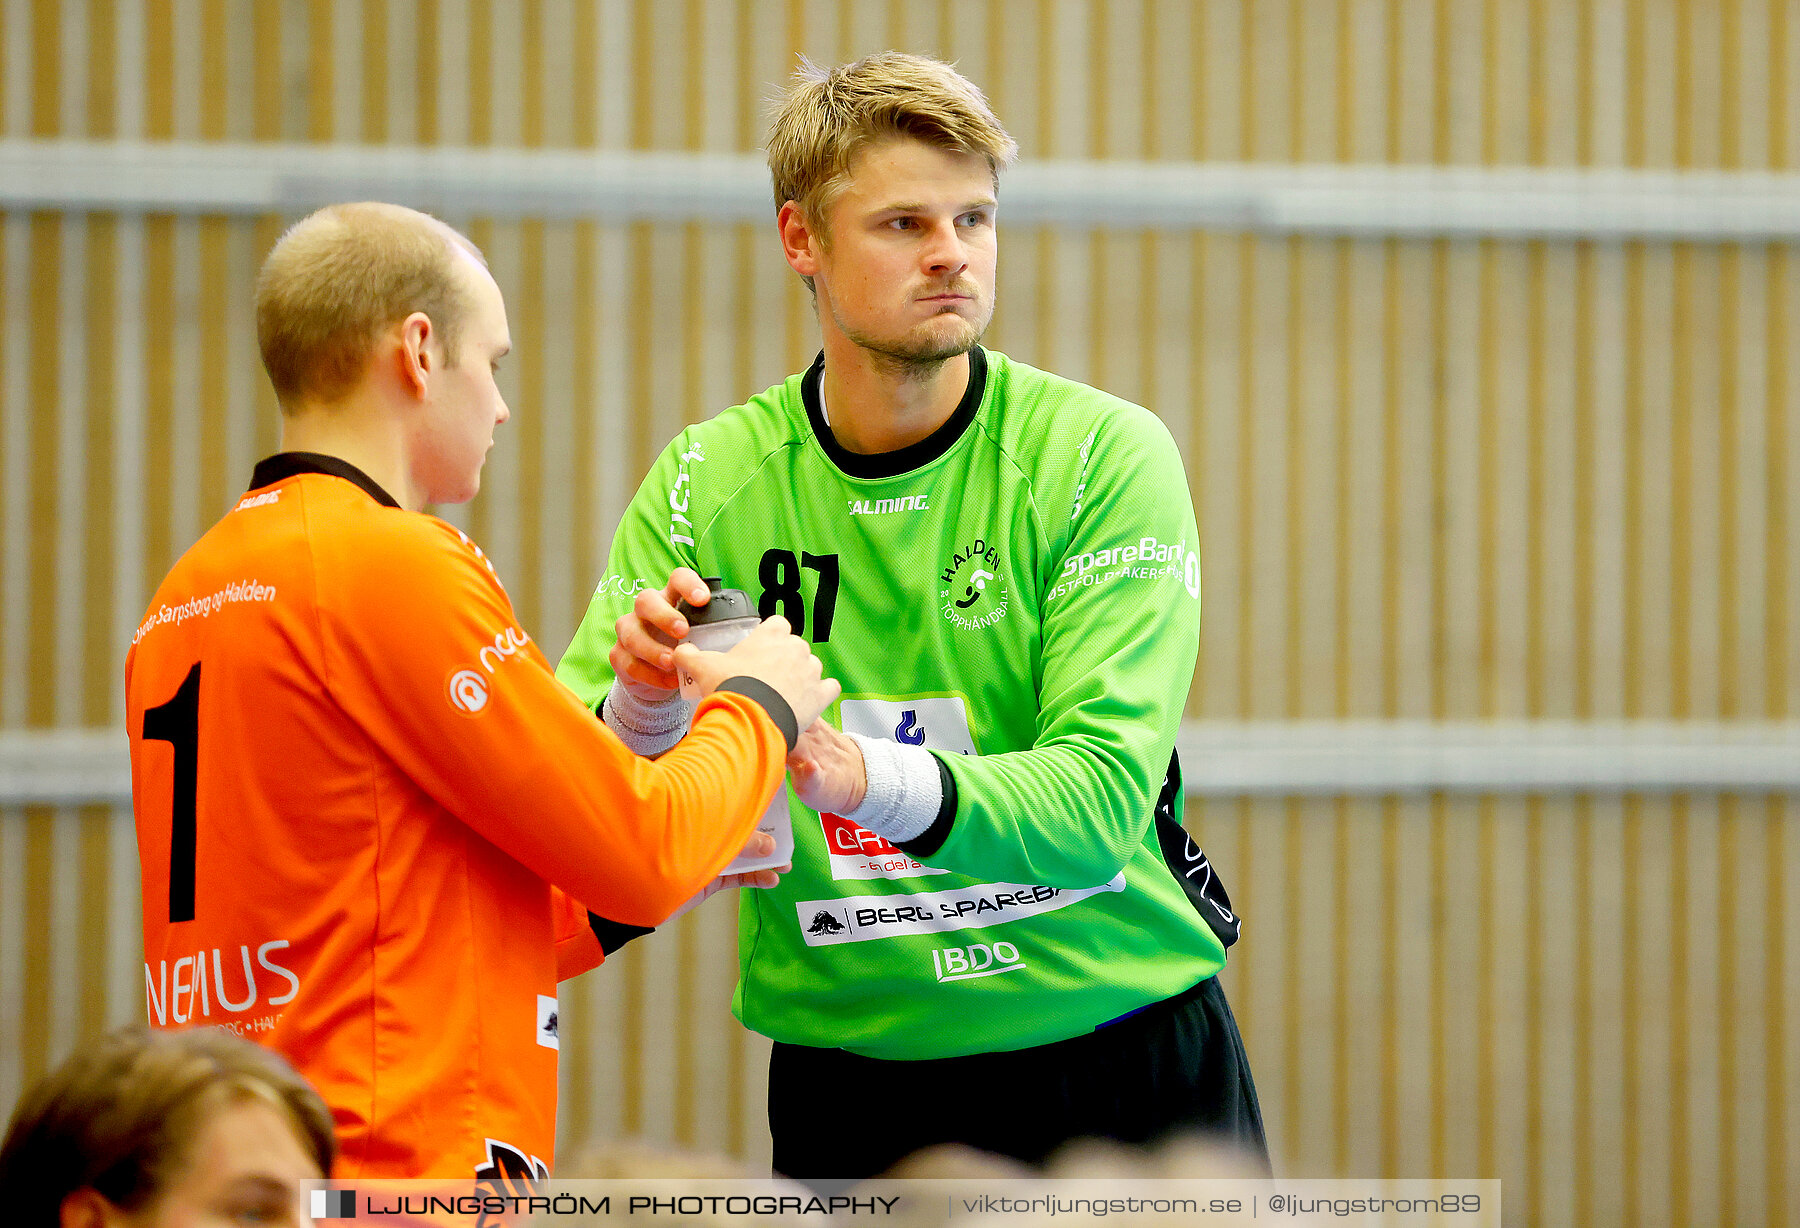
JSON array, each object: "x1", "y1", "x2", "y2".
[{"x1": 125, "y1": 454, "x2": 791, "y2": 1179}]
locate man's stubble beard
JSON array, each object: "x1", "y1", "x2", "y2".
[{"x1": 831, "y1": 297, "x2": 993, "y2": 383}]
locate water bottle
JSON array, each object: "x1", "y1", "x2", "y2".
[
  {"x1": 677, "y1": 578, "x2": 793, "y2": 874},
  {"x1": 674, "y1": 579, "x2": 763, "y2": 699}
]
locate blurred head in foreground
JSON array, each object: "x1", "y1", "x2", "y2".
[{"x1": 0, "y1": 1025, "x2": 334, "y2": 1228}]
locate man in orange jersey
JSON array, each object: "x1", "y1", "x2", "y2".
[{"x1": 124, "y1": 202, "x2": 839, "y2": 1181}]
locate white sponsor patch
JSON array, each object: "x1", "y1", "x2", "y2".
[
  {"x1": 795, "y1": 874, "x2": 1126, "y2": 946},
  {"x1": 818, "y1": 811, "x2": 949, "y2": 880},
  {"x1": 819, "y1": 698, "x2": 978, "y2": 881},
  {"x1": 838, "y1": 696, "x2": 978, "y2": 754},
  {"x1": 536, "y1": 995, "x2": 559, "y2": 1050}
]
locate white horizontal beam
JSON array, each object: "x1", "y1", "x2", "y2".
[
  {"x1": 0, "y1": 729, "x2": 132, "y2": 806},
  {"x1": 1175, "y1": 720, "x2": 1800, "y2": 796},
  {"x1": 0, "y1": 140, "x2": 775, "y2": 224},
  {"x1": 5, "y1": 722, "x2": 1798, "y2": 807},
  {"x1": 6, "y1": 139, "x2": 1800, "y2": 240}
]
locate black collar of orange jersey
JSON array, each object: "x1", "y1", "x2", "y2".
[
  {"x1": 249, "y1": 453, "x2": 401, "y2": 509},
  {"x1": 801, "y1": 345, "x2": 988, "y2": 480}
]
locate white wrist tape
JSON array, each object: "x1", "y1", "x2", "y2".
[
  {"x1": 601, "y1": 680, "x2": 694, "y2": 757},
  {"x1": 842, "y1": 734, "x2": 942, "y2": 846}
]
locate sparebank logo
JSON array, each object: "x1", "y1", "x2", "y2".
[
  {"x1": 447, "y1": 669, "x2": 489, "y2": 714},
  {"x1": 932, "y1": 941, "x2": 1026, "y2": 982},
  {"x1": 795, "y1": 874, "x2": 1126, "y2": 947},
  {"x1": 1050, "y1": 534, "x2": 1200, "y2": 602}
]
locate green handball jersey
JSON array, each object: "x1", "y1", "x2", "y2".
[{"x1": 558, "y1": 347, "x2": 1240, "y2": 1061}]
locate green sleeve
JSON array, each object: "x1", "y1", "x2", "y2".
[
  {"x1": 555, "y1": 429, "x2": 703, "y2": 708},
  {"x1": 930, "y1": 407, "x2": 1201, "y2": 888}
]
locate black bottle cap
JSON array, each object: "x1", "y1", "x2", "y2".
[{"x1": 676, "y1": 577, "x2": 758, "y2": 625}]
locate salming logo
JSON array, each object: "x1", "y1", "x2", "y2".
[{"x1": 848, "y1": 494, "x2": 929, "y2": 515}]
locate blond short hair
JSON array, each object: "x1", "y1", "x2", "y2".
[
  {"x1": 255, "y1": 201, "x2": 485, "y2": 407},
  {"x1": 766, "y1": 52, "x2": 1018, "y2": 240},
  {"x1": 0, "y1": 1026, "x2": 336, "y2": 1225}
]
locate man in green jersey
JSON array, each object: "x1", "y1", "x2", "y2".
[{"x1": 558, "y1": 52, "x2": 1266, "y2": 1180}]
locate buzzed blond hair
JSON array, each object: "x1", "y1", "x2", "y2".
[
  {"x1": 766, "y1": 52, "x2": 1018, "y2": 245},
  {"x1": 255, "y1": 202, "x2": 486, "y2": 407}
]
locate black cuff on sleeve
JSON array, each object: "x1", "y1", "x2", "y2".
[
  {"x1": 588, "y1": 913, "x2": 655, "y2": 956},
  {"x1": 897, "y1": 753, "x2": 958, "y2": 858},
  {"x1": 713, "y1": 677, "x2": 800, "y2": 752}
]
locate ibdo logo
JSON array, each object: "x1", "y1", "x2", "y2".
[{"x1": 931, "y1": 940, "x2": 1026, "y2": 983}]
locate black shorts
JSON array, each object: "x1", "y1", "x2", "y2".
[{"x1": 768, "y1": 975, "x2": 1269, "y2": 1182}]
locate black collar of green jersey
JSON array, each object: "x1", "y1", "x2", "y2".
[
  {"x1": 801, "y1": 345, "x2": 988, "y2": 479},
  {"x1": 249, "y1": 453, "x2": 402, "y2": 509}
]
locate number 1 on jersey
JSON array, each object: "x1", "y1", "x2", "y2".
[{"x1": 142, "y1": 662, "x2": 201, "y2": 923}]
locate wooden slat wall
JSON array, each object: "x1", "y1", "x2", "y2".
[{"x1": 2, "y1": 2, "x2": 1797, "y2": 1224}]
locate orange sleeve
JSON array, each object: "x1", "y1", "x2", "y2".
[
  {"x1": 552, "y1": 888, "x2": 605, "y2": 981},
  {"x1": 315, "y1": 515, "x2": 789, "y2": 927}
]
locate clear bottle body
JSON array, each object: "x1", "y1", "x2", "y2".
[{"x1": 678, "y1": 616, "x2": 793, "y2": 874}]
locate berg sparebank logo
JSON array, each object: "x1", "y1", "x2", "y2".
[{"x1": 938, "y1": 536, "x2": 1009, "y2": 630}]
